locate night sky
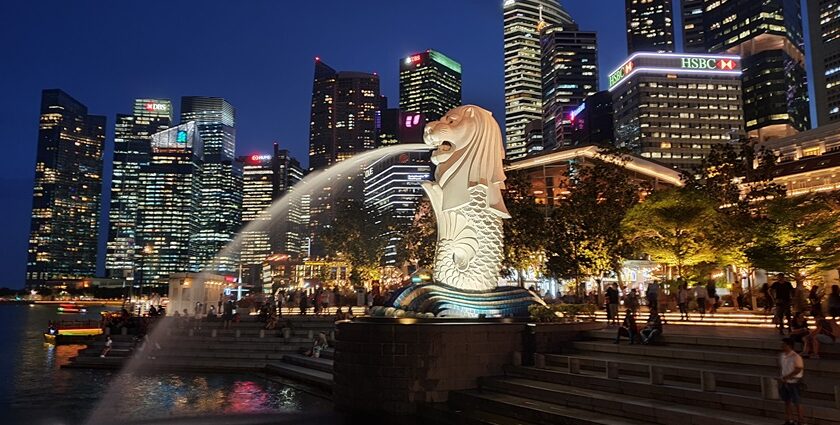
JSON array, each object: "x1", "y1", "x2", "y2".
[{"x1": 0, "y1": 1, "x2": 815, "y2": 288}]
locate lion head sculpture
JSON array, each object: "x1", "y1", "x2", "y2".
[{"x1": 423, "y1": 105, "x2": 510, "y2": 218}]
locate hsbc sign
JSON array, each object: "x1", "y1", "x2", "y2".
[{"x1": 681, "y1": 57, "x2": 737, "y2": 70}]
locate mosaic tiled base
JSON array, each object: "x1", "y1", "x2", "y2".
[{"x1": 385, "y1": 283, "x2": 544, "y2": 318}]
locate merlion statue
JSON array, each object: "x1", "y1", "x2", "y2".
[
  {"x1": 422, "y1": 105, "x2": 509, "y2": 291},
  {"x1": 380, "y1": 105, "x2": 544, "y2": 318}
]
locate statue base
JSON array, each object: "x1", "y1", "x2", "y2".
[{"x1": 377, "y1": 283, "x2": 544, "y2": 318}]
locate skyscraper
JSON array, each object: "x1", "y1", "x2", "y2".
[
  {"x1": 26, "y1": 89, "x2": 106, "y2": 288},
  {"x1": 106, "y1": 99, "x2": 172, "y2": 282},
  {"x1": 237, "y1": 145, "x2": 304, "y2": 287},
  {"x1": 610, "y1": 52, "x2": 745, "y2": 170},
  {"x1": 681, "y1": 0, "x2": 705, "y2": 53},
  {"x1": 399, "y1": 49, "x2": 462, "y2": 122},
  {"x1": 503, "y1": 0, "x2": 574, "y2": 160},
  {"x1": 703, "y1": 0, "x2": 809, "y2": 141},
  {"x1": 808, "y1": 0, "x2": 840, "y2": 126},
  {"x1": 238, "y1": 153, "x2": 274, "y2": 287},
  {"x1": 180, "y1": 97, "x2": 242, "y2": 275},
  {"x1": 365, "y1": 110, "x2": 432, "y2": 265},
  {"x1": 570, "y1": 90, "x2": 615, "y2": 146},
  {"x1": 271, "y1": 146, "x2": 306, "y2": 256},
  {"x1": 540, "y1": 23, "x2": 598, "y2": 149},
  {"x1": 624, "y1": 0, "x2": 675, "y2": 54},
  {"x1": 308, "y1": 59, "x2": 380, "y2": 256},
  {"x1": 136, "y1": 123, "x2": 203, "y2": 290}
]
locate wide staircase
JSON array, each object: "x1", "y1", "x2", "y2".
[
  {"x1": 432, "y1": 326, "x2": 840, "y2": 425},
  {"x1": 66, "y1": 315, "x2": 337, "y2": 373}
]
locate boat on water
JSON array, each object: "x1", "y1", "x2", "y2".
[
  {"x1": 57, "y1": 303, "x2": 88, "y2": 314},
  {"x1": 44, "y1": 319, "x2": 102, "y2": 344}
]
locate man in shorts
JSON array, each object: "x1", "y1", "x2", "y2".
[{"x1": 778, "y1": 337, "x2": 804, "y2": 425}]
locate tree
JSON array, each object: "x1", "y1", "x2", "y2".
[
  {"x1": 544, "y1": 150, "x2": 642, "y2": 295},
  {"x1": 621, "y1": 188, "x2": 720, "y2": 278},
  {"x1": 689, "y1": 136, "x2": 785, "y2": 211},
  {"x1": 502, "y1": 170, "x2": 549, "y2": 285},
  {"x1": 321, "y1": 200, "x2": 394, "y2": 287},
  {"x1": 746, "y1": 194, "x2": 840, "y2": 285},
  {"x1": 395, "y1": 198, "x2": 437, "y2": 270}
]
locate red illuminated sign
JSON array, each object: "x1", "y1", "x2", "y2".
[
  {"x1": 145, "y1": 102, "x2": 168, "y2": 112},
  {"x1": 717, "y1": 59, "x2": 736, "y2": 70}
]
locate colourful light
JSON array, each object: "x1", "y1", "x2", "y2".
[
  {"x1": 176, "y1": 130, "x2": 188, "y2": 143},
  {"x1": 145, "y1": 102, "x2": 168, "y2": 112},
  {"x1": 404, "y1": 114, "x2": 421, "y2": 128},
  {"x1": 569, "y1": 103, "x2": 587, "y2": 121},
  {"x1": 250, "y1": 154, "x2": 271, "y2": 162}
]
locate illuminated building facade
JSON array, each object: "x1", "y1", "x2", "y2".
[
  {"x1": 237, "y1": 146, "x2": 304, "y2": 287},
  {"x1": 136, "y1": 123, "x2": 203, "y2": 290},
  {"x1": 399, "y1": 49, "x2": 462, "y2": 122},
  {"x1": 308, "y1": 59, "x2": 381, "y2": 256},
  {"x1": 703, "y1": 0, "x2": 809, "y2": 141},
  {"x1": 524, "y1": 119, "x2": 545, "y2": 155},
  {"x1": 180, "y1": 97, "x2": 242, "y2": 275},
  {"x1": 506, "y1": 145, "x2": 682, "y2": 209},
  {"x1": 570, "y1": 90, "x2": 614, "y2": 146},
  {"x1": 26, "y1": 89, "x2": 106, "y2": 288},
  {"x1": 624, "y1": 0, "x2": 675, "y2": 54},
  {"x1": 681, "y1": 0, "x2": 705, "y2": 53},
  {"x1": 365, "y1": 110, "x2": 432, "y2": 266},
  {"x1": 540, "y1": 23, "x2": 598, "y2": 149},
  {"x1": 106, "y1": 99, "x2": 172, "y2": 282},
  {"x1": 503, "y1": 0, "x2": 574, "y2": 160},
  {"x1": 752, "y1": 121, "x2": 840, "y2": 195},
  {"x1": 610, "y1": 52, "x2": 745, "y2": 170},
  {"x1": 238, "y1": 153, "x2": 274, "y2": 286},
  {"x1": 808, "y1": 0, "x2": 840, "y2": 126}
]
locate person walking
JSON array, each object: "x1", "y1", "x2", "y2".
[
  {"x1": 646, "y1": 280, "x2": 660, "y2": 312},
  {"x1": 772, "y1": 274, "x2": 795, "y2": 335},
  {"x1": 299, "y1": 292, "x2": 309, "y2": 315},
  {"x1": 778, "y1": 338, "x2": 805, "y2": 425},
  {"x1": 694, "y1": 282, "x2": 708, "y2": 320},
  {"x1": 706, "y1": 281, "x2": 718, "y2": 314},
  {"x1": 222, "y1": 299, "x2": 234, "y2": 329},
  {"x1": 677, "y1": 284, "x2": 690, "y2": 321},
  {"x1": 829, "y1": 285, "x2": 840, "y2": 319},
  {"x1": 100, "y1": 336, "x2": 113, "y2": 358},
  {"x1": 625, "y1": 289, "x2": 640, "y2": 316},
  {"x1": 605, "y1": 284, "x2": 620, "y2": 326},
  {"x1": 808, "y1": 285, "x2": 822, "y2": 318}
]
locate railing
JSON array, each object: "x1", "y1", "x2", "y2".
[{"x1": 517, "y1": 353, "x2": 840, "y2": 410}]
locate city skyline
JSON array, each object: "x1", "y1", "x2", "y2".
[{"x1": 0, "y1": 0, "x2": 825, "y2": 288}]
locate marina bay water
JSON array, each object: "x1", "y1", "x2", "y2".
[{"x1": 0, "y1": 304, "x2": 330, "y2": 425}]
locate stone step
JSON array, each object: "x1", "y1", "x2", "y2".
[
  {"x1": 587, "y1": 329, "x2": 840, "y2": 356},
  {"x1": 448, "y1": 389, "x2": 647, "y2": 425},
  {"x1": 545, "y1": 351, "x2": 840, "y2": 400},
  {"x1": 571, "y1": 340, "x2": 840, "y2": 375},
  {"x1": 282, "y1": 354, "x2": 333, "y2": 373},
  {"x1": 506, "y1": 365, "x2": 840, "y2": 425},
  {"x1": 265, "y1": 362, "x2": 333, "y2": 390},
  {"x1": 421, "y1": 399, "x2": 541, "y2": 425},
  {"x1": 480, "y1": 376, "x2": 778, "y2": 425}
]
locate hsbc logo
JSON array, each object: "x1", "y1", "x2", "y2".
[
  {"x1": 681, "y1": 57, "x2": 737, "y2": 71},
  {"x1": 717, "y1": 59, "x2": 736, "y2": 70}
]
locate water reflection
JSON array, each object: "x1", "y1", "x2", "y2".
[{"x1": 1, "y1": 304, "x2": 330, "y2": 425}]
